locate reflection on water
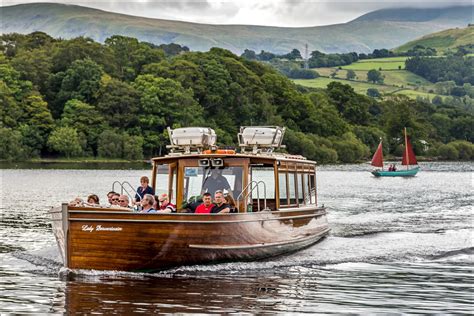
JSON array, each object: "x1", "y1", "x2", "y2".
[
  {"x1": 49, "y1": 260, "x2": 473, "y2": 314},
  {"x1": 0, "y1": 162, "x2": 473, "y2": 313}
]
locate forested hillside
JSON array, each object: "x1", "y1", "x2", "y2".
[{"x1": 1, "y1": 32, "x2": 473, "y2": 163}]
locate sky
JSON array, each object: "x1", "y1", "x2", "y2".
[{"x1": 2, "y1": 0, "x2": 472, "y2": 26}]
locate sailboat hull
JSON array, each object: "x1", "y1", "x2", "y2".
[{"x1": 371, "y1": 166, "x2": 420, "y2": 177}]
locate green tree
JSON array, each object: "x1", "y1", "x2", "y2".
[
  {"x1": 47, "y1": 126, "x2": 83, "y2": 157},
  {"x1": 346, "y1": 69, "x2": 356, "y2": 80},
  {"x1": 0, "y1": 127, "x2": 26, "y2": 160},
  {"x1": 367, "y1": 88, "x2": 381, "y2": 98},
  {"x1": 60, "y1": 99, "x2": 104, "y2": 155},
  {"x1": 11, "y1": 48, "x2": 52, "y2": 95},
  {"x1": 96, "y1": 79, "x2": 140, "y2": 130},
  {"x1": 326, "y1": 82, "x2": 371, "y2": 125},
  {"x1": 133, "y1": 75, "x2": 204, "y2": 155},
  {"x1": 367, "y1": 69, "x2": 384, "y2": 84},
  {"x1": 330, "y1": 132, "x2": 370, "y2": 163},
  {"x1": 0, "y1": 81, "x2": 23, "y2": 128},
  {"x1": 450, "y1": 140, "x2": 474, "y2": 160},
  {"x1": 97, "y1": 129, "x2": 123, "y2": 158},
  {"x1": 437, "y1": 143, "x2": 459, "y2": 160},
  {"x1": 123, "y1": 134, "x2": 144, "y2": 160}
]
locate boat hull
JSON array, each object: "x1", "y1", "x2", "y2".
[
  {"x1": 50, "y1": 204, "x2": 329, "y2": 272},
  {"x1": 371, "y1": 166, "x2": 420, "y2": 177}
]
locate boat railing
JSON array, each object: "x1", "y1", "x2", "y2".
[
  {"x1": 237, "y1": 180, "x2": 268, "y2": 212},
  {"x1": 112, "y1": 181, "x2": 139, "y2": 202}
]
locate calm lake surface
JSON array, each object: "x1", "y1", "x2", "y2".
[{"x1": 1, "y1": 162, "x2": 473, "y2": 314}]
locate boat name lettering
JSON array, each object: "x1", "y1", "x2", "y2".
[{"x1": 81, "y1": 225, "x2": 122, "y2": 232}]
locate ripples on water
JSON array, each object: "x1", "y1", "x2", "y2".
[{"x1": 0, "y1": 162, "x2": 473, "y2": 314}]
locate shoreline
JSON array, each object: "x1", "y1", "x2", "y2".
[{"x1": 0, "y1": 157, "x2": 471, "y2": 170}]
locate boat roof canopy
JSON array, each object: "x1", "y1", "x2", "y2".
[{"x1": 156, "y1": 126, "x2": 316, "y2": 165}]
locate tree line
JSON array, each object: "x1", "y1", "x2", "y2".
[{"x1": 1, "y1": 32, "x2": 473, "y2": 163}]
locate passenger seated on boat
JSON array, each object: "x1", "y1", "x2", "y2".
[
  {"x1": 140, "y1": 194, "x2": 157, "y2": 213},
  {"x1": 225, "y1": 194, "x2": 238, "y2": 213},
  {"x1": 388, "y1": 164, "x2": 393, "y2": 171},
  {"x1": 392, "y1": 164, "x2": 397, "y2": 171},
  {"x1": 86, "y1": 194, "x2": 100, "y2": 206},
  {"x1": 157, "y1": 193, "x2": 176, "y2": 213},
  {"x1": 69, "y1": 197, "x2": 83, "y2": 206},
  {"x1": 195, "y1": 193, "x2": 215, "y2": 214},
  {"x1": 118, "y1": 195, "x2": 131, "y2": 209},
  {"x1": 183, "y1": 195, "x2": 203, "y2": 213},
  {"x1": 134, "y1": 176, "x2": 155, "y2": 203},
  {"x1": 212, "y1": 190, "x2": 230, "y2": 214},
  {"x1": 107, "y1": 191, "x2": 117, "y2": 206},
  {"x1": 201, "y1": 169, "x2": 232, "y2": 197},
  {"x1": 109, "y1": 193, "x2": 121, "y2": 207}
]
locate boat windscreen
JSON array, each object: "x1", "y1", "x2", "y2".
[{"x1": 183, "y1": 166, "x2": 243, "y2": 202}]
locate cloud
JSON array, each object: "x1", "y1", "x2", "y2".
[{"x1": 2, "y1": 0, "x2": 472, "y2": 26}]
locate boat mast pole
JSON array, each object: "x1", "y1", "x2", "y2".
[{"x1": 404, "y1": 127, "x2": 409, "y2": 170}]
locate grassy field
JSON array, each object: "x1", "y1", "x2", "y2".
[
  {"x1": 315, "y1": 66, "x2": 430, "y2": 88},
  {"x1": 299, "y1": 56, "x2": 442, "y2": 99},
  {"x1": 392, "y1": 89, "x2": 443, "y2": 100},
  {"x1": 394, "y1": 26, "x2": 474, "y2": 54},
  {"x1": 341, "y1": 57, "x2": 407, "y2": 70},
  {"x1": 293, "y1": 77, "x2": 398, "y2": 94}
]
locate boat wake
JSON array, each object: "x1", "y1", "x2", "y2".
[{"x1": 11, "y1": 246, "x2": 63, "y2": 276}]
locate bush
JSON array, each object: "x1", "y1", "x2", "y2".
[
  {"x1": 123, "y1": 134, "x2": 144, "y2": 160},
  {"x1": 367, "y1": 88, "x2": 381, "y2": 98},
  {"x1": 97, "y1": 130, "x2": 123, "y2": 158},
  {"x1": 437, "y1": 144, "x2": 459, "y2": 160},
  {"x1": 449, "y1": 140, "x2": 474, "y2": 160},
  {"x1": 47, "y1": 126, "x2": 83, "y2": 157},
  {"x1": 330, "y1": 132, "x2": 370, "y2": 163},
  {"x1": 0, "y1": 127, "x2": 26, "y2": 161}
]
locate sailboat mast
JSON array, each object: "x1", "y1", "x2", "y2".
[{"x1": 404, "y1": 127, "x2": 409, "y2": 170}]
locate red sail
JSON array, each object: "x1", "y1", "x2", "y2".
[
  {"x1": 402, "y1": 136, "x2": 418, "y2": 165},
  {"x1": 371, "y1": 141, "x2": 384, "y2": 167}
]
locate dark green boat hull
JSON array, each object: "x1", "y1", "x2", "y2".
[{"x1": 371, "y1": 166, "x2": 420, "y2": 177}]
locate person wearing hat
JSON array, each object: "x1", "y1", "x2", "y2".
[{"x1": 158, "y1": 193, "x2": 176, "y2": 213}]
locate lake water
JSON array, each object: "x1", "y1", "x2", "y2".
[{"x1": 1, "y1": 162, "x2": 473, "y2": 314}]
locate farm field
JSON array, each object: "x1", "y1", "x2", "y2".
[
  {"x1": 301, "y1": 57, "x2": 440, "y2": 99},
  {"x1": 293, "y1": 77, "x2": 398, "y2": 94},
  {"x1": 393, "y1": 89, "x2": 443, "y2": 100},
  {"x1": 341, "y1": 57, "x2": 408, "y2": 70},
  {"x1": 314, "y1": 68, "x2": 431, "y2": 88}
]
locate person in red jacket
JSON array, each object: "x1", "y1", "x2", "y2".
[{"x1": 195, "y1": 192, "x2": 215, "y2": 214}]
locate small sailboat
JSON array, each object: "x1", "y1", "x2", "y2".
[{"x1": 371, "y1": 128, "x2": 420, "y2": 177}]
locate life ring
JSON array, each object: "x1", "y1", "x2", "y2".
[{"x1": 202, "y1": 149, "x2": 236, "y2": 154}]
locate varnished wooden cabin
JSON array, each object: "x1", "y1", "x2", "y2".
[{"x1": 50, "y1": 127, "x2": 329, "y2": 272}]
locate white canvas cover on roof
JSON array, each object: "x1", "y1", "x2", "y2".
[
  {"x1": 170, "y1": 127, "x2": 216, "y2": 147},
  {"x1": 240, "y1": 127, "x2": 283, "y2": 146}
]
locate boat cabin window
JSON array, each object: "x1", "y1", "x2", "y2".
[
  {"x1": 278, "y1": 172, "x2": 287, "y2": 206},
  {"x1": 278, "y1": 162, "x2": 316, "y2": 207},
  {"x1": 250, "y1": 166, "x2": 275, "y2": 199},
  {"x1": 155, "y1": 164, "x2": 177, "y2": 204},
  {"x1": 183, "y1": 166, "x2": 243, "y2": 202}
]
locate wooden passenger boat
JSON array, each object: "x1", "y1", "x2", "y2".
[{"x1": 50, "y1": 126, "x2": 329, "y2": 272}]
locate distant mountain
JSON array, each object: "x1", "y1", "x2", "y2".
[
  {"x1": 1, "y1": 3, "x2": 473, "y2": 54},
  {"x1": 394, "y1": 26, "x2": 474, "y2": 53}
]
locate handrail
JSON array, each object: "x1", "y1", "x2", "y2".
[
  {"x1": 112, "y1": 181, "x2": 139, "y2": 202},
  {"x1": 236, "y1": 180, "x2": 268, "y2": 212}
]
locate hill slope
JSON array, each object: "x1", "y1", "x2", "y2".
[
  {"x1": 1, "y1": 3, "x2": 473, "y2": 54},
  {"x1": 394, "y1": 26, "x2": 474, "y2": 53}
]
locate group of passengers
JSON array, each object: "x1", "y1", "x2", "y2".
[
  {"x1": 68, "y1": 174, "x2": 237, "y2": 214},
  {"x1": 194, "y1": 190, "x2": 237, "y2": 214}
]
